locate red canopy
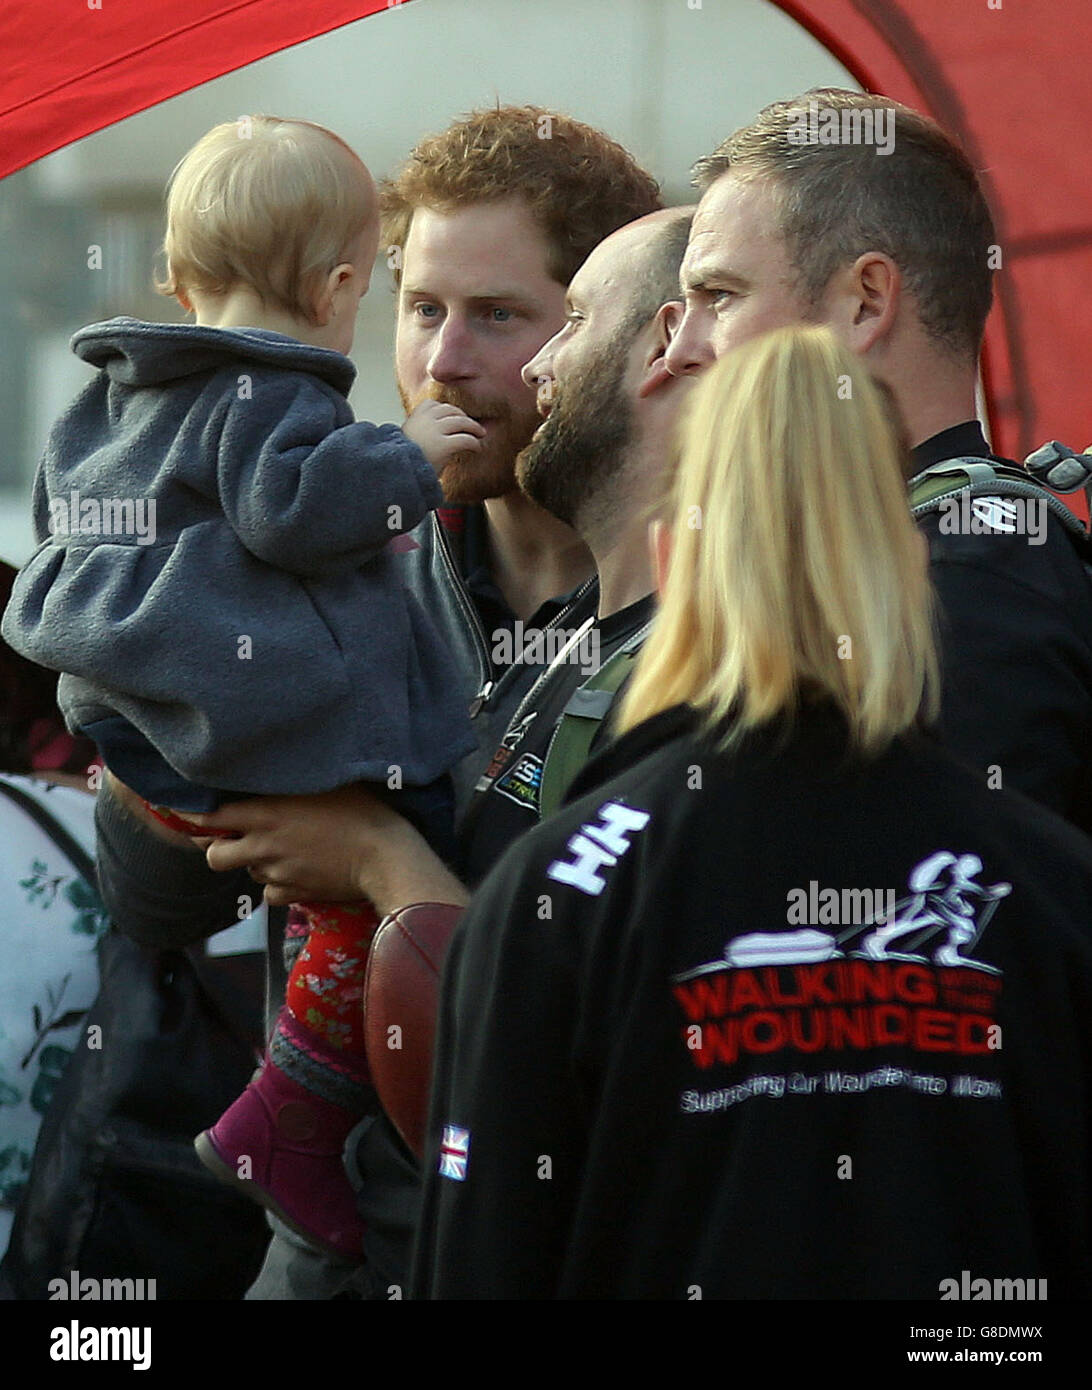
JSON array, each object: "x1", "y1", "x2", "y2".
[
  {"x1": 781, "y1": 0, "x2": 1092, "y2": 504},
  {"x1": 2, "y1": 0, "x2": 1088, "y2": 473},
  {"x1": 0, "y1": 1, "x2": 387, "y2": 180}
]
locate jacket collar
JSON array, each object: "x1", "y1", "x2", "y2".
[
  {"x1": 72, "y1": 317, "x2": 356, "y2": 395},
  {"x1": 911, "y1": 420, "x2": 994, "y2": 472}
]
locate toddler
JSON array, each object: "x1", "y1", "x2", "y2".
[{"x1": 2, "y1": 116, "x2": 485, "y2": 1258}]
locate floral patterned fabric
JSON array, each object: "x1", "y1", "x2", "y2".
[
  {"x1": 0, "y1": 776, "x2": 104, "y2": 1256},
  {"x1": 283, "y1": 902, "x2": 381, "y2": 1054}
]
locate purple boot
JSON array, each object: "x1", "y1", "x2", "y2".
[{"x1": 195, "y1": 1055, "x2": 367, "y2": 1261}]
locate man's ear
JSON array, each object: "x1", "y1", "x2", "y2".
[
  {"x1": 637, "y1": 301, "x2": 683, "y2": 400},
  {"x1": 649, "y1": 517, "x2": 673, "y2": 596},
  {"x1": 824, "y1": 252, "x2": 901, "y2": 355}
]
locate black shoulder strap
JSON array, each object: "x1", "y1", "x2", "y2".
[
  {"x1": 0, "y1": 776, "x2": 95, "y2": 884},
  {"x1": 0, "y1": 776, "x2": 259, "y2": 1053}
]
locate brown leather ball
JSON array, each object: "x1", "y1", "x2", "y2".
[{"x1": 363, "y1": 902, "x2": 464, "y2": 1160}]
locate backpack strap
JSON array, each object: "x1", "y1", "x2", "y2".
[
  {"x1": 0, "y1": 776, "x2": 95, "y2": 885},
  {"x1": 908, "y1": 453, "x2": 1091, "y2": 546},
  {"x1": 0, "y1": 776, "x2": 262, "y2": 1056},
  {"x1": 539, "y1": 620, "x2": 653, "y2": 819}
]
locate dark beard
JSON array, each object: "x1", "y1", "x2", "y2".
[{"x1": 516, "y1": 347, "x2": 633, "y2": 528}]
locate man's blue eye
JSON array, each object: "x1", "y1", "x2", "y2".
[
  {"x1": 415, "y1": 303, "x2": 439, "y2": 319},
  {"x1": 489, "y1": 307, "x2": 513, "y2": 322}
]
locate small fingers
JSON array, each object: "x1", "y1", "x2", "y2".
[
  {"x1": 435, "y1": 413, "x2": 485, "y2": 438},
  {"x1": 444, "y1": 432, "x2": 483, "y2": 452},
  {"x1": 424, "y1": 404, "x2": 485, "y2": 434}
]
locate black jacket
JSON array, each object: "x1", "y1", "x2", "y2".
[
  {"x1": 413, "y1": 702, "x2": 1092, "y2": 1299},
  {"x1": 399, "y1": 507, "x2": 598, "y2": 811},
  {"x1": 916, "y1": 422, "x2": 1092, "y2": 835}
]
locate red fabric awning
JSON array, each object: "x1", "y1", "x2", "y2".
[
  {"x1": 1, "y1": 0, "x2": 1088, "y2": 479},
  {"x1": 0, "y1": 0, "x2": 392, "y2": 179},
  {"x1": 780, "y1": 0, "x2": 1092, "y2": 500}
]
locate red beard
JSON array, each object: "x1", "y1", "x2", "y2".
[{"x1": 399, "y1": 381, "x2": 539, "y2": 504}]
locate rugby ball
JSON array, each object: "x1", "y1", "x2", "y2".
[{"x1": 363, "y1": 902, "x2": 465, "y2": 1159}]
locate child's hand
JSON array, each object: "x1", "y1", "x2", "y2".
[{"x1": 402, "y1": 400, "x2": 485, "y2": 473}]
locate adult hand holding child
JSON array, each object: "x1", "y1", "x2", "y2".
[{"x1": 189, "y1": 787, "x2": 469, "y2": 916}]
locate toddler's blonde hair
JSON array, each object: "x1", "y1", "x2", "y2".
[{"x1": 158, "y1": 115, "x2": 376, "y2": 320}]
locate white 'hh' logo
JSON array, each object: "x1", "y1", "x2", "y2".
[{"x1": 546, "y1": 801, "x2": 651, "y2": 896}]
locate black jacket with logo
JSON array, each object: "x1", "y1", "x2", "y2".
[
  {"x1": 456, "y1": 594, "x2": 655, "y2": 885},
  {"x1": 413, "y1": 701, "x2": 1092, "y2": 1299}
]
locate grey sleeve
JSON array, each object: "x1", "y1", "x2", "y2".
[
  {"x1": 218, "y1": 379, "x2": 442, "y2": 578},
  {"x1": 95, "y1": 783, "x2": 258, "y2": 948}
]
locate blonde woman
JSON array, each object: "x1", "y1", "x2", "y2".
[{"x1": 412, "y1": 327, "x2": 1092, "y2": 1300}]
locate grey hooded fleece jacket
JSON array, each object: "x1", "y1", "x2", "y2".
[{"x1": 2, "y1": 318, "x2": 475, "y2": 795}]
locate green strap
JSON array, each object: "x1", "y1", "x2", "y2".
[
  {"x1": 538, "y1": 625, "x2": 651, "y2": 818},
  {"x1": 907, "y1": 458, "x2": 1046, "y2": 510},
  {"x1": 908, "y1": 455, "x2": 1090, "y2": 544}
]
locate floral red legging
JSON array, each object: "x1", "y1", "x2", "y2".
[{"x1": 282, "y1": 901, "x2": 378, "y2": 1051}]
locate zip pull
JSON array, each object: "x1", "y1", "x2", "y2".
[{"x1": 469, "y1": 680, "x2": 495, "y2": 718}]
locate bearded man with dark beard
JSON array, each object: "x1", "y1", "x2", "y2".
[
  {"x1": 514, "y1": 328, "x2": 635, "y2": 532},
  {"x1": 453, "y1": 207, "x2": 696, "y2": 881}
]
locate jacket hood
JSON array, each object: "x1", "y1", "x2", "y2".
[{"x1": 71, "y1": 317, "x2": 356, "y2": 395}]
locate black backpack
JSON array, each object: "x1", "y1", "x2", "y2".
[{"x1": 0, "y1": 781, "x2": 271, "y2": 1300}]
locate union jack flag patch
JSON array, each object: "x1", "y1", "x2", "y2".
[{"x1": 439, "y1": 1124, "x2": 471, "y2": 1181}]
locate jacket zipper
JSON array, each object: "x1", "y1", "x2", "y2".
[
  {"x1": 496, "y1": 613, "x2": 598, "y2": 757},
  {"x1": 483, "y1": 577, "x2": 597, "y2": 718},
  {"x1": 432, "y1": 513, "x2": 598, "y2": 716},
  {"x1": 431, "y1": 513, "x2": 494, "y2": 710},
  {"x1": 470, "y1": 613, "x2": 598, "y2": 799}
]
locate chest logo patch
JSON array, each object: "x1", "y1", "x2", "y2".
[{"x1": 494, "y1": 752, "x2": 544, "y2": 813}]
